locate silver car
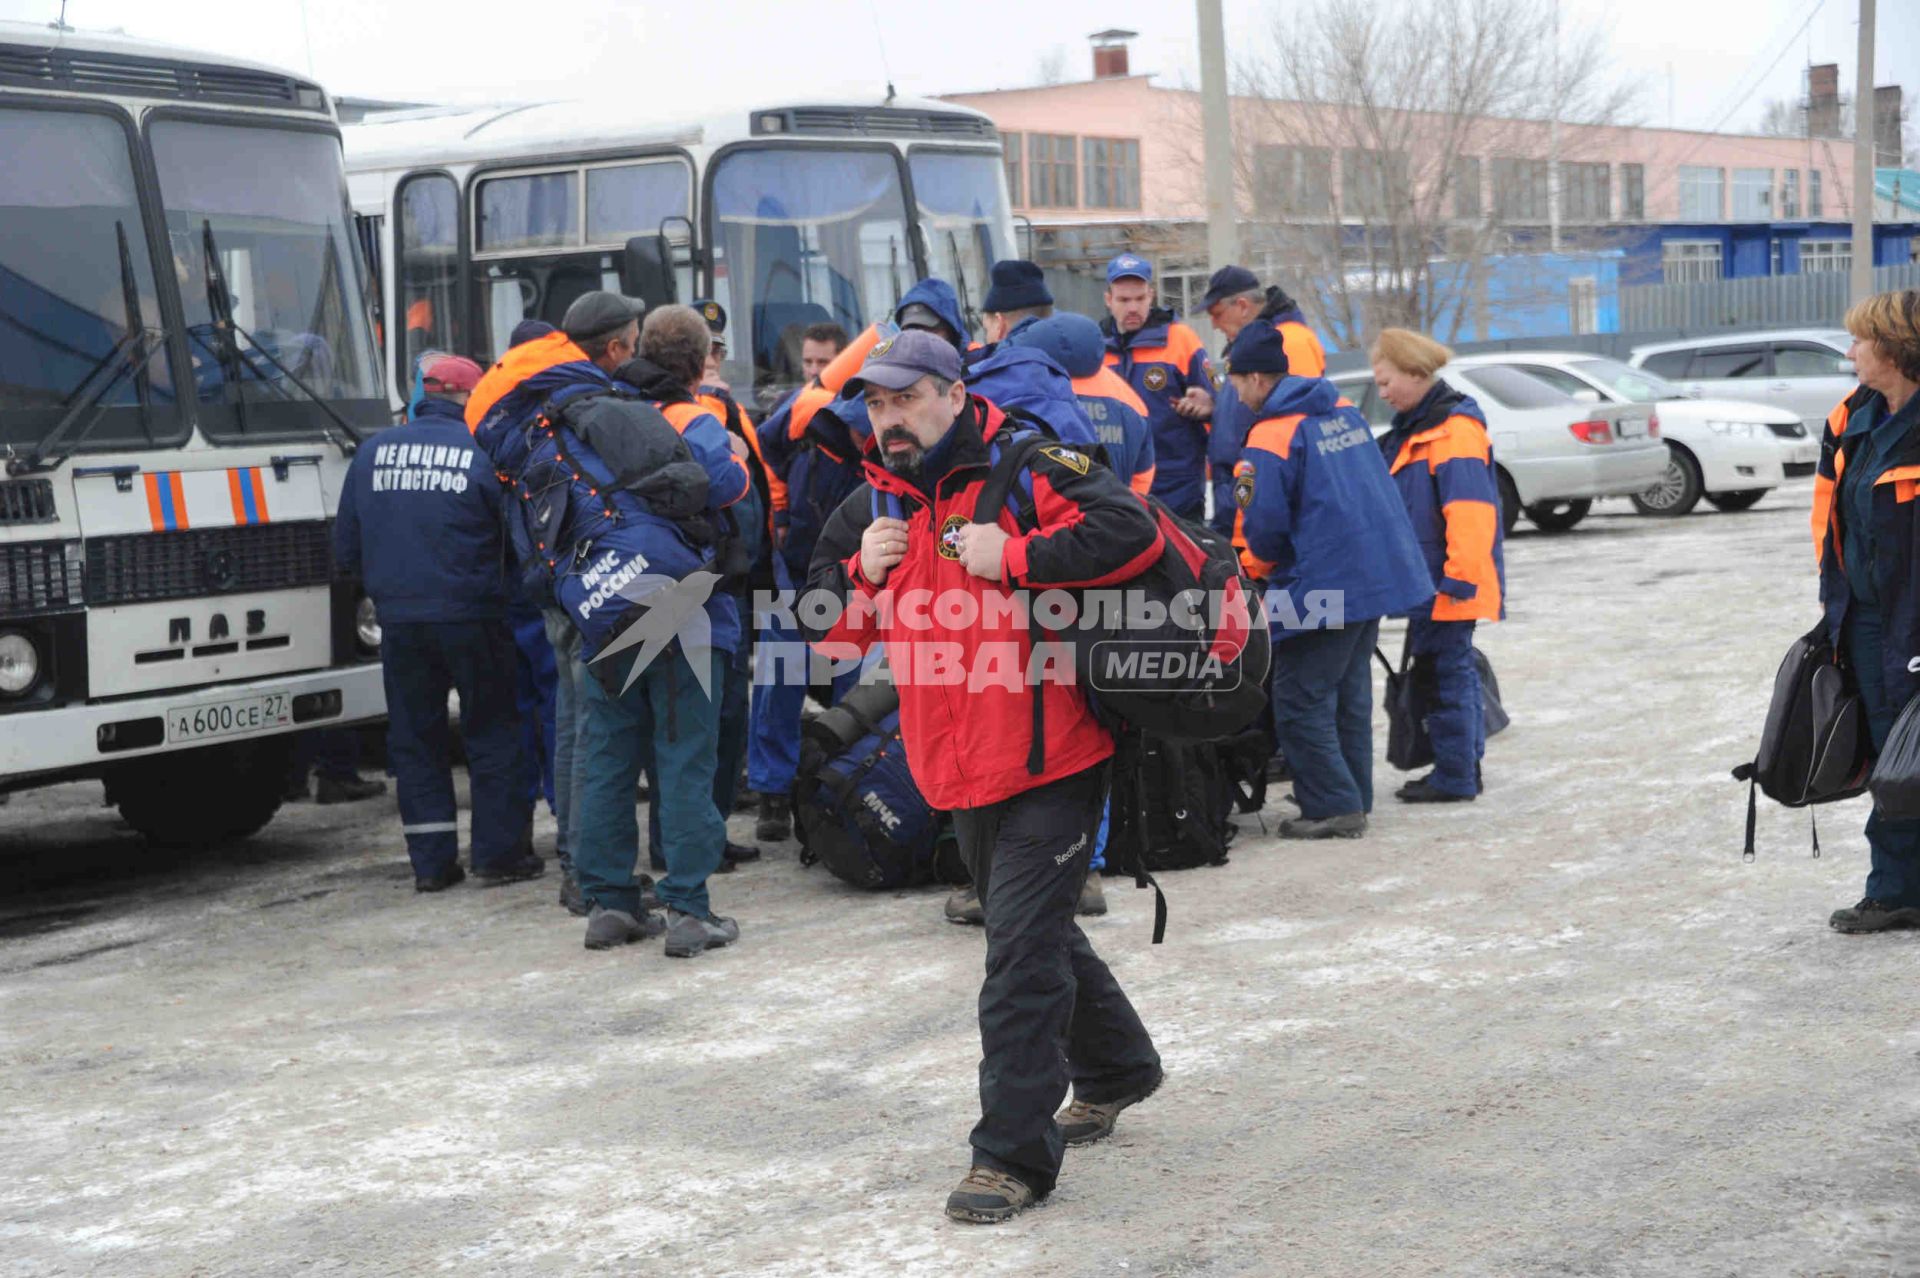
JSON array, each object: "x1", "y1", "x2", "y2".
[
  {"x1": 1331, "y1": 363, "x2": 1670, "y2": 533},
  {"x1": 1627, "y1": 328, "x2": 1856, "y2": 433}
]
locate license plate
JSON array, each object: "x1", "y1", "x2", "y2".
[
  {"x1": 166, "y1": 691, "x2": 293, "y2": 744},
  {"x1": 1615, "y1": 414, "x2": 1649, "y2": 438}
]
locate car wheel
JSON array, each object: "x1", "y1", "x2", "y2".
[
  {"x1": 1524, "y1": 498, "x2": 1592, "y2": 532},
  {"x1": 1704, "y1": 488, "x2": 1767, "y2": 512},
  {"x1": 1628, "y1": 444, "x2": 1703, "y2": 517},
  {"x1": 1496, "y1": 468, "x2": 1521, "y2": 536}
]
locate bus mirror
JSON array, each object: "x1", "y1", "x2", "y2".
[{"x1": 621, "y1": 235, "x2": 676, "y2": 308}]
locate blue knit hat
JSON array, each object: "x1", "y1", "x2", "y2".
[
  {"x1": 983, "y1": 260, "x2": 1052, "y2": 313},
  {"x1": 1224, "y1": 320, "x2": 1290, "y2": 376}
]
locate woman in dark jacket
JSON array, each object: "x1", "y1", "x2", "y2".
[{"x1": 1812, "y1": 289, "x2": 1920, "y2": 933}]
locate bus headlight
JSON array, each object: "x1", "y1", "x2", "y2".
[
  {"x1": 0, "y1": 631, "x2": 40, "y2": 695},
  {"x1": 355, "y1": 595, "x2": 382, "y2": 654}
]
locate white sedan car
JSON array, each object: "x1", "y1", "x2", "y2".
[
  {"x1": 1332, "y1": 362, "x2": 1669, "y2": 533},
  {"x1": 1448, "y1": 352, "x2": 1814, "y2": 516}
]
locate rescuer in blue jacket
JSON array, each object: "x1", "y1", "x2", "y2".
[
  {"x1": 334, "y1": 355, "x2": 542, "y2": 893},
  {"x1": 1228, "y1": 324, "x2": 1432, "y2": 842}
]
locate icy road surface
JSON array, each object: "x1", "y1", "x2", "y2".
[{"x1": 2, "y1": 484, "x2": 1916, "y2": 1277}]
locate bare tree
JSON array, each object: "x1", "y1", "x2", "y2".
[
  {"x1": 1222, "y1": 0, "x2": 1638, "y2": 348},
  {"x1": 1034, "y1": 45, "x2": 1070, "y2": 87}
]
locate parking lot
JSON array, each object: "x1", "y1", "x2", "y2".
[{"x1": 3, "y1": 483, "x2": 1918, "y2": 1278}]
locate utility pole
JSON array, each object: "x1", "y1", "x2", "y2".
[
  {"x1": 1197, "y1": 0, "x2": 1240, "y2": 272},
  {"x1": 1850, "y1": 0, "x2": 1876, "y2": 304},
  {"x1": 1548, "y1": 2, "x2": 1561, "y2": 252}
]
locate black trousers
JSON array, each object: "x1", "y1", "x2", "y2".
[{"x1": 953, "y1": 762, "x2": 1161, "y2": 1196}]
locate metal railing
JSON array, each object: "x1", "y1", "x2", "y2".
[{"x1": 1622, "y1": 262, "x2": 1920, "y2": 330}]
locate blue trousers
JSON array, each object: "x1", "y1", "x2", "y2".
[
  {"x1": 512, "y1": 611, "x2": 558, "y2": 812},
  {"x1": 381, "y1": 620, "x2": 531, "y2": 878},
  {"x1": 1271, "y1": 619, "x2": 1380, "y2": 819},
  {"x1": 746, "y1": 562, "x2": 861, "y2": 795},
  {"x1": 1846, "y1": 607, "x2": 1920, "y2": 907},
  {"x1": 574, "y1": 644, "x2": 726, "y2": 919},
  {"x1": 543, "y1": 609, "x2": 583, "y2": 870},
  {"x1": 1408, "y1": 614, "x2": 1484, "y2": 797}
]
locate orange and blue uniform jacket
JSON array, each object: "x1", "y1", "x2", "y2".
[
  {"x1": 1209, "y1": 291, "x2": 1327, "y2": 533},
  {"x1": 1377, "y1": 379, "x2": 1506, "y2": 623},
  {"x1": 1101, "y1": 308, "x2": 1214, "y2": 516},
  {"x1": 1234, "y1": 375, "x2": 1433, "y2": 640},
  {"x1": 1073, "y1": 367, "x2": 1157, "y2": 496},
  {"x1": 1814, "y1": 385, "x2": 1920, "y2": 705}
]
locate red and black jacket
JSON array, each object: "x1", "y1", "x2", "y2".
[{"x1": 802, "y1": 395, "x2": 1163, "y2": 811}]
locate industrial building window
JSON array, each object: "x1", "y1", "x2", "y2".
[
  {"x1": 1780, "y1": 169, "x2": 1800, "y2": 219},
  {"x1": 1678, "y1": 166, "x2": 1724, "y2": 221},
  {"x1": 1560, "y1": 162, "x2": 1610, "y2": 221},
  {"x1": 1731, "y1": 168, "x2": 1773, "y2": 220},
  {"x1": 1452, "y1": 156, "x2": 1482, "y2": 219},
  {"x1": 1340, "y1": 148, "x2": 1409, "y2": 219},
  {"x1": 1254, "y1": 144, "x2": 1332, "y2": 216},
  {"x1": 1809, "y1": 169, "x2": 1824, "y2": 217},
  {"x1": 1621, "y1": 164, "x2": 1645, "y2": 219},
  {"x1": 1661, "y1": 239, "x2": 1722, "y2": 283},
  {"x1": 1001, "y1": 132, "x2": 1023, "y2": 206},
  {"x1": 1802, "y1": 239, "x2": 1851, "y2": 273},
  {"x1": 1027, "y1": 134, "x2": 1077, "y2": 207},
  {"x1": 1490, "y1": 157, "x2": 1549, "y2": 221},
  {"x1": 1083, "y1": 138, "x2": 1141, "y2": 210}
]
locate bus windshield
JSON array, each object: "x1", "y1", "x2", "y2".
[
  {"x1": 0, "y1": 106, "x2": 182, "y2": 452},
  {"x1": 708, "y1": 146, "x2": 912, "y2": 407},
  {"x1": 150, "y1": 119, "x2": 385, "y2": 439},
  {"x1": 911, "y1": 149, "x2": 1011, "y2": 337}
]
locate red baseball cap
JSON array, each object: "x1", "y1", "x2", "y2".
[{"x1": 422, "y1": 355, "x2": 483, "y2": 393}]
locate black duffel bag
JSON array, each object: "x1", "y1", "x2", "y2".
[
  {"x1": 1869, "y1": 696, "x2": 1920, "y2": 819},
  {"x1": 1731, "y1": 618, "x2": 1873, "y2": 858}
]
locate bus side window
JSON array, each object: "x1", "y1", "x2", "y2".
[{"x1": 396, "y1": 172, "x2": 461, "y2": 380}]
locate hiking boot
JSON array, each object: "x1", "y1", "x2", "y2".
[
  {"x1": 315, "y1": 774, "x2": 387, "y2": 805},
  {"x1": 755, "y1": 793, "x2": 792, "y2": 843},
  {"x1": 1076, "y1": 874, "x2": 1108, "y2": 917},
  {"x1": 1397, "y1": 776, "x2": 1475, "y2": 804},
  {"x1": 944, "y1": 885, "x2": 984, "y2": 926},
  {"x1": 722, "y1": 839, "x2": 762, "y2": 866},
  {"x1": 557, "y1": 867, "x2": 587, "y2": 917},
  {"x1": 473, "y1": 852, "x2": 545, "y2": 887},
  {"x1": 1279, "y1": 812, "x2": 1367, "y2": 839},
  {"x1": 414, "y1": 862, "x2": 466, "y2": 893},
  {"x1": 1265, "y1": 753, "x2": 1293, "y2": 783},
  {"x1": 1828, "y1": 896, "x2": 1920, "y2": 933},
  {"x1": 584, "y1": 905, "x2": 666, "y2": 950},
  {"x1": 944, "y1": 1166, "x2": 1040, "y2": 1224},
  {"x1": 664, "y1": 909, "x2": 740, "y2": 958},
  {"x1": 1057, "y1": 1065, "x2": 1164, "y2": 1146}
]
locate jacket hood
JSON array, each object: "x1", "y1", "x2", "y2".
[
  {"x1": 1007, "y1": 312, "x2": 1106, "y2": 378},
  {"x1": 612, "y1": 356, "x2": 694, "y2": 404},
  {"x1": 894, "y1": 278, "x2": 969, "y2": 346},
  {"x1": 412, "y1": 396, "x2": 469, "y2": 424},
  {"x1": 1256, "y1": 374, "x2": 1342, "y2": 420},
  {"x1": 1258, "y1": 285, "x2": 1304, "y2": 324}
]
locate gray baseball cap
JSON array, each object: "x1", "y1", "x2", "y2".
[{"x1": 841, "y1": 328, "x2": 964, "y2": 397}]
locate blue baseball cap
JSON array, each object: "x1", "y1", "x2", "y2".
[
  {"x1": 841, "y1": 328, "x2": 964, "y2": 397},
  {"x1": 1198, "y1": 265, "x2": 1261, "y2": 309},
  {"x1": 1106, "y1": 253, "x2": 1153, "y2": 284}
]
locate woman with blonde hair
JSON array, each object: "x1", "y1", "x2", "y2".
[
  {"x1": 1370, "y1": 327, "x2": 1506, "y2": 803},
  {"x1": 1812, "y1": 289, "x2": 1920, "y2": 933}
]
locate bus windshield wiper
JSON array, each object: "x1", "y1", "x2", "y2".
[
  {"x1": 948, "y1": 231, "x2": 981, "y2": 340},
  {"x1": 198, "y1": 220, "x2": 361, "y2": 455},
  {"x1": 7, "y1": 221, "x2": 167, "y2": 477}
]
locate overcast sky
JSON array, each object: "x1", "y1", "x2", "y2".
[{"x1": 4, "y1": 0, "x2": 1915, "y2": 139}]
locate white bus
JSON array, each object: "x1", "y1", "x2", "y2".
[
  {"x1": 343, "y1": 91, "x2": 1015, "y2": 412},
  {"x1": 0, "y1": 22, "x2": 387, "y2": 844}
]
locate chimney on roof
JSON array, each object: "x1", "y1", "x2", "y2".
[
  {"x1": 1875, "y1": 85, "x2": 1904, "y2": 167},
  {"x1": 1807, "y1": 63, "x2": 1841, "y2": 138},
  {"x1": 1090, "y1": 29, "x2": 1137, "y2": 80}
]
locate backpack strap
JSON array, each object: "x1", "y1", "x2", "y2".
[
  {"x1": 1111, "y1": 733, "x2": 1169, "y2": 945},
  {"x1": 970, "y1": 432, "x2": 1050, "y2": 526},
  {"x1": 869, "y1": 487, "x2": 907, "y2": 522}
]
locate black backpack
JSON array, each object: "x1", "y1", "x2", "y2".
[
  {"x1": 1731, "y1": 618, "x2": 1873, "y2": 859},
  {"x1": 794, "y1": 679, "x2": 966, "y2": 890},
  {"x1": 971, "y1": 432, "x2": 1271, "y2": 744}
]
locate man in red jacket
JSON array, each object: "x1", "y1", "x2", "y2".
[{"x1": 803, "y1": 330, "x2": 1166, "y2": 1224}]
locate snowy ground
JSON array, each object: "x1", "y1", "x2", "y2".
[{"x1": 3, "y1": 481, "x2": 1918, "y2": 1278}]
